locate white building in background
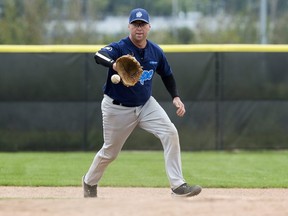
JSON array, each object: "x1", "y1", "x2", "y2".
[{"x1": 45, "y1": 12, "x2": 204, "y2": 35}]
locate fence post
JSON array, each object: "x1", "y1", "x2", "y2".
[
  {"x1": 215, "y1": 52, "x2": 223, "y2": 150},
  {"x1": 82, "y1": 53, "x2": 89, "y2": 150}
]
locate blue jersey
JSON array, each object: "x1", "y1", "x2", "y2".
[{"x1": 100, "y1": 37, "x2": 173, "y2": 106}]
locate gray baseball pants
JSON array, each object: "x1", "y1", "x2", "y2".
[{"x1": 84, "y1": 94, "x2": 186, "y2": 189}]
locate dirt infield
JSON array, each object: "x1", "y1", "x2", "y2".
[{"x1": 0, "y1": 187, "x2": 287, "y2": 216}]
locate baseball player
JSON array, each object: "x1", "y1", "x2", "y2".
[{"x1": 82, "y1": 8, "x2": 202, "y2": 197}]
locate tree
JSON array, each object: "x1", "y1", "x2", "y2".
[
  {"x1": 0, "y1": 0, "x2": 47, "y2": 44},
  {"x1": 0, "y1": 0, "x2": 287, "y2": 44}
]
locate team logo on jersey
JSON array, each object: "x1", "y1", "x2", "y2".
[
  {"x1": 104, "y1": 46, "x2": 113, "y2": 51},
  {"x1": 136, "y1": 11, "x2": 143, "y2": 18},
  {"x1": 139, "y1": 69, "x2": 153, "y2": 85},
  {"x1": 149, "y1": 61, "x2": 158, "y2": 65}
]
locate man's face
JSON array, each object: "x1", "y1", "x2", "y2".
[{"x1": 128, "y1": 21, "x2": 151, "y2": 42}]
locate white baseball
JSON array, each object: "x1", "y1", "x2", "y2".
[{"x1": 111, "y1": 74, "x2": 121, "y2": 84}]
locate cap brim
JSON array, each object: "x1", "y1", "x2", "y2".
[{"x1": 129, "y1": 18, "x2": 149, "y2": 24}]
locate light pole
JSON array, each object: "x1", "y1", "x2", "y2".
[{"x1": 260, "y1": 0, "x2": 268, "y2": 44}]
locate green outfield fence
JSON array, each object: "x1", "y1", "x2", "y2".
[{"x1": 0, "y1": 44, "x2": 288, "y2": 151}]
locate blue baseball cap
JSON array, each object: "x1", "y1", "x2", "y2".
[{"x1": 129, "y1": 8, "x2": 150, "y2": 24}]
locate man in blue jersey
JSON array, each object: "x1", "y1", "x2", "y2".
[{"x1": 82, "y1": 8, "x2": 202, "y2": 197}]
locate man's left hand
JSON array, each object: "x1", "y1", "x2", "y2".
[{"x1": 173, "y1": 97, "x2": 186, "y2": 117}]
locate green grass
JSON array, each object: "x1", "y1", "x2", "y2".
[{"x1": 0, "y1": 151, "x2": 287, "y2": 188}]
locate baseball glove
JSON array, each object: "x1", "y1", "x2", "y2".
[{"x1": 115, "y1": 54, "x2": 143, "y2": 87}]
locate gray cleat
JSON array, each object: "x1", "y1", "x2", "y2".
[
  {"x1": 82, "y1": 176, "x2": 97, "y2": 198},
  {"x1": 172, "y1": 183, "x2": 202, "y2": 197}
]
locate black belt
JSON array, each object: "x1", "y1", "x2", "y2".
[{"x1": 112, "y1": 100, "x2": 137, "y2": 107}]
